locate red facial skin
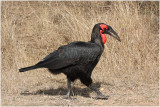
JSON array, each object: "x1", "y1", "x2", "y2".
[
  {"x1": 100, "y1": 24, "x2": 108, "y2": 31},
  {"x1": 100, "y1": 30, "x2": 107, "y2": 44},
  {"x1": 100, "y1": 24, "x2": 108, "y2": 44}
]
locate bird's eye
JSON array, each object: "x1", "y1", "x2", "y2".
[{"x1": 100, "y1": 24, "x2": 108, "y2": 31}]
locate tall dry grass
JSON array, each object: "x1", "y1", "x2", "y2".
[{"x1": 1, "y1": 1, "x2": 159, "y2": 96}]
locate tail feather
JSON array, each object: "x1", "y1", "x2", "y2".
[{"x1": 19, "y1": 65, "x2": 38, "y2": 72}]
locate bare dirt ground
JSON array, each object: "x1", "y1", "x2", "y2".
[
  {"x1": 2, "y1": 78, "x2": 158, "y2": 106},
  {"x1": 2, "y1": 69, "x2": 159, "y2": 106}
]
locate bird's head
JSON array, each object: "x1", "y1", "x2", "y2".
[{"x1": 97, "y1": 23, "x2": 121, "y2": 44}]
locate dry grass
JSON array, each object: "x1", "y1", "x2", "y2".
[{"x1": 1, "y1": 1, "x2": 159, "y2": 106}]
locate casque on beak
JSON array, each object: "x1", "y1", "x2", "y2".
[{"x1": 104, "y1": 26, "x2": 121, "y2": 42}]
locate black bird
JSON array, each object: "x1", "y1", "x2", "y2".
[{"x1": 19, "y1": 23, "x2": 121, "y2": 99}]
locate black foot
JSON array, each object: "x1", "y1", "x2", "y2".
[
  {"x1": 93, "y1": 94, "x2": 109, "y2": 100},
  {"x1": 63, "y1": 95, "x2": 77, "y2": 100},
  {"x1": 88, "y1": 84, "x2": 109, "y2": 100}
]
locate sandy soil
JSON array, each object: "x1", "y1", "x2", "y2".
[{"x1": 2, "y1": 79, "x2": 159, "y2": 106}]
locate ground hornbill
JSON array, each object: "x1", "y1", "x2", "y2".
[{"x1": 19, "y1": 23, "x2": 121, "y2": 100}]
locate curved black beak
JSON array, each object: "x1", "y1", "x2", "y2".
[{"x1": 104, "y1": 27, "x2": 121, "y2": 42}]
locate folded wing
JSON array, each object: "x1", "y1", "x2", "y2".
[{"x1": 36, "y1": 42, "x2": 101, "y2": 70}]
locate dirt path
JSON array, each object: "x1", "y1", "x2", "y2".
[{"x1": 2, "y1": 83, "x2": 158, "y2": 106}]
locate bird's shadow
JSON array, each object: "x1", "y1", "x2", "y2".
[{"x1": 20, "y1": 82, "x2": 109, "y2": 98}]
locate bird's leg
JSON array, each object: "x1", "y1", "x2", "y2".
[
  {"x1": 63, "y1": 78, "x2": 76, "y2": 100},
  {"x1": 89, "y1": 84, "x2": 109, "y2": 100},
  {"x1": 66, "y1": 78, "x2": 71, "y2": 99}
]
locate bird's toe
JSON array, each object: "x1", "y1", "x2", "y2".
[
  {"x1": 93, "y1": 94, "x2": 109, "y2": 100},
  {"x1": 63, "y1": 95, "x2": 77, "y2": 100}
]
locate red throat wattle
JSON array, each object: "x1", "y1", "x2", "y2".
[{"x1": 100, "y1": 30, "x2": 107, "y2": 44}]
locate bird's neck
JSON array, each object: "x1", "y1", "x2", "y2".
[{"x1": 91, "y1": 29, "x2": 104, "y2": 51}]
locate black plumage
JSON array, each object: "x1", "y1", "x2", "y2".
[{"x1": 19, "y1": 23, "x2": 121, "y2": 99}]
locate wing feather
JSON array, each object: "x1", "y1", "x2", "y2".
[{"x1": 36, "y1": 42, "x2": 100, "y2": 69}]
